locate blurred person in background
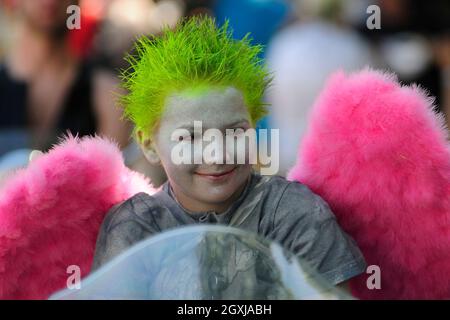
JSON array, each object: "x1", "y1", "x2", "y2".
[
  {"x1": 354, "y1": 0, "x2": 450, "y2": 132},
  {"x1": 87, "y1": 0, "x2": 186, "y2": 187},
  {"x1": 212, "y1": 0, "x2": 291, "y2": 139},
  {"x1": 0, "y1": 0, "x2": 131, "y2": 160},
  {"x1": 265, "y1": 0, "x2": 374, "y2": 176},
  {"x1": 213, "y1": 0, "x2": 290, "y2": 55},
  {"x1": 0, "y1": 1, "x2": 13, "y2": 59}
]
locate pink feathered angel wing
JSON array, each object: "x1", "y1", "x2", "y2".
[
  {"x1": 288, "y1": 69, "x2": 450, "y2": 299},
  {"x1": 0, "y1": 136, "x2": 156, "y2": 299}
]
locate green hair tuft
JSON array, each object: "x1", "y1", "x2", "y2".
[{"x1": 120, "y1": 16, "x2": 272, "y2": 140}]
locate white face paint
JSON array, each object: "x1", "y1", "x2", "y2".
[{"x1": 143, "y1": 86, "x2": 254, "y2": 213}]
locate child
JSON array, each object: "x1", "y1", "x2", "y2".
[{"x1": 92, "y1": 17, "x2": 366, "y2": 288}]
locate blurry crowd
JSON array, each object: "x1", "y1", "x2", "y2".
[{"x1": 0, "y1": 0, "x2": 449, "y2": 182}]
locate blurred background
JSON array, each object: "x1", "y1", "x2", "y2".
[{"x1": 0, "y1": 0, "x2": 449, "y2": 183}]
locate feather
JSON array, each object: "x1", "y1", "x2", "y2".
[
  {"x1": 288, "y1": 68, "x2": 450, "y2": 299},
  {"x1": 0, "y1": 135, "x2": 155, "y2": 299}
]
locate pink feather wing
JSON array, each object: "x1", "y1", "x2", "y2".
[
  {"x1": 288, "y1": 69, "x2": 450, "y2": 299},
  {"x1": 0, "y1": 136, "x2": 155, "y2": 299}
]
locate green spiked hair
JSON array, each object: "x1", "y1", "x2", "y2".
[{"x1": 120, "y1": 16, "x2": 272, "y2": 141}]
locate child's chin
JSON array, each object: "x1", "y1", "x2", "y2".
[{"x1": 198, "y1": 186, "x2": 237, "y2": 203}]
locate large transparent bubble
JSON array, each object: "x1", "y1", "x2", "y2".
[{"x1": 51, "y1": 225, "x2": 351, "y2": 300}]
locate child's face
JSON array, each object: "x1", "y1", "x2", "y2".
[{"x1": 140, "y1": 86, "x2": 254, "y2": 212}]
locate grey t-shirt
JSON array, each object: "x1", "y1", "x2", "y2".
[{"x1": 92, "y1": 172, "x2": 366, "y2": 285}]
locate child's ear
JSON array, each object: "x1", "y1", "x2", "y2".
[{"x1": 137, "y1": 130, "x2": 161, "y2": 165}]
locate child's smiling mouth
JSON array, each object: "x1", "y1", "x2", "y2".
[{"x1": 194, "y1": 167, "x2": 237, "y2": 181}]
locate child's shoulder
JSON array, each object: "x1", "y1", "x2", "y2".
[
  {"x1": 252, "y1": 173, "x2": 321, "y2": 205},
  {"x1": 251, "y1": 173, "x2": 334, "y2": 222},
  {"x1": 101, "y1": 192, "x2": 161, "y2": 231}
]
